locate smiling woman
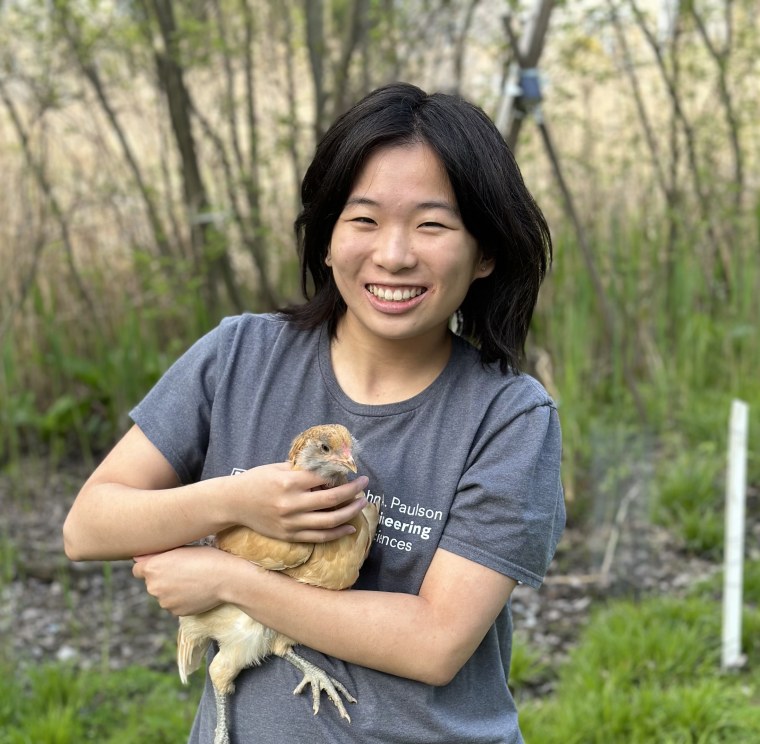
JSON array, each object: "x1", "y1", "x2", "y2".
[
  {"x1": 324, "y1": 141, "x2": 493, "y2": 401},
  {"x1": 64, "y1": 82, "x2": 564, "y2": 744},
  {"x1": 287, "y1": 82, "x2": 552, "y2": 375}
]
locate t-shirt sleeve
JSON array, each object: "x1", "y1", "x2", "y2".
[
  {"x1": 129, "y1": 319, "x2": 232, "y2": 485},
  {"x1": 439, "y1": 400, "x2": 565, "y2": 589}
]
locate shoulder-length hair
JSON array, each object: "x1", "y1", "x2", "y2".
[{"x1": 281, "y1": 82, "x2": 552, "y2": 374}]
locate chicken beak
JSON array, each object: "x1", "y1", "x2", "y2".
[{"x1": 334, "y1": 444, "x2": 357, "y2": 473}]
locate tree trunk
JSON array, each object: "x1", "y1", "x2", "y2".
[
  {"x1": 148, "y1": 0, "x2": 244, "y2": 312},
  {"x1": 304, "y1": 0, "x2": 328, "y2": 141}
]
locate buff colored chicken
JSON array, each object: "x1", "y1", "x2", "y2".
[{"x1": 177, "y1": 424, "x2": 378, "y2": 744}]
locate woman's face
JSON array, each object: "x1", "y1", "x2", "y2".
[{"x1": 327, "y1": 142, "x2": 493, "y2": 349}]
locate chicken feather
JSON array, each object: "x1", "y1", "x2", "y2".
[{"x1": 177, "y1": 424, "x2": 378, "y2": 744}]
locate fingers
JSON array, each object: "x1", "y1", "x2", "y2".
[
  {"x1": 291, "y1": 525, "x2": 359, "y2": 544},
  {"x1": 291, "y1": 490, "x2": 370, "y2": 544},
  {"x1": 267, "y1": 470, "x2": 368, "y2": 519},
  {"x1": 131, "y1": 549, "x2": 176, "y2": 578},
  {"x1": 231, "y1": 464, "x2": 370, "y2": 542},
  {"x1": 132, "y1": 554, "x2": 152, "y2": 578},
  {"x1": 132, "y1": 551, "x2": 164, "y2": 578},
  {"x1": 302, "y1": 476, "x2": 369, "y2": 512},
  {"x1": 133, "y1": 553, "x2": 160, "y2": 563},
  {"x1": 296, "y1": 479, "x2": 368, "y2": 525},
  {"x1": 278, "y1": 465, "x2": 366, "y2": 495},
  {"x1": 131, "y1": 546, "x2": 231, "y2": 616}
]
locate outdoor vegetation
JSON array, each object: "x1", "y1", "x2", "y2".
[{"x1": 1, "y1": 0, "x2": 758, "y2": 741}]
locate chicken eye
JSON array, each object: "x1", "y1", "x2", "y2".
[{"x1": 320, "y1": 443, "x2": 331, "y2": 454}]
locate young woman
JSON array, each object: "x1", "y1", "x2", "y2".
[{"x1": 64, "y1": 82, "x2": 564, "y2": 743}]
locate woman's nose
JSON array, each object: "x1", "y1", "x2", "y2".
[{"x1": 372, "y1": 228, "x2": 417, "y2": 272}]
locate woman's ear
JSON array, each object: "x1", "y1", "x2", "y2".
[
  {"x1": 475, "y1": 256, "x2": 495, "y2": 279},
  {"x1": 325, "y1": 248, "x2": 332, "y2": 267}
]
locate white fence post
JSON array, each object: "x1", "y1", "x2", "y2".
[{"x1": 722, "y1": 399, "x2": 749, "y2": 671}]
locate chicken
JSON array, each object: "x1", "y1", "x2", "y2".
[{"x1": 177, "y1": 424, "x2": 379, "y2": 744}]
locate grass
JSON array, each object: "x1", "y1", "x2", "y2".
[
  {"x1": 509, "y1": 635, "x2": 552, "y2": 694},
  {"x1": 7, "y1": 571, "x2": 748, "y2": 743},
  {"x1": 0, "y1": 662, "x2": 203, "y2": 743},
  {"x1": 3, "y1": 592, "x2": 758, "y2": 742},
  {"x1": 650, "y1": 438, "x2": 726, "y2": 557},
  {"x1": 513, "y1": 585, "x2": 760, "y2": 743}
]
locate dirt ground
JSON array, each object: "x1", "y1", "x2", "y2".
[{"x1": 0, "y1": 458, "x2": 736, "y2": 689}]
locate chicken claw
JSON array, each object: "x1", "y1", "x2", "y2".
[{"x1": 284, "y1": 650, "x2": 356, "y2": 722}]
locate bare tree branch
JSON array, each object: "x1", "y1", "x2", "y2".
[
  {"x1": 145, "y1": 0, "x2": 244, "y2": 311},
  {"x1": 453, "y1": 0, "x2": 482, "y2": 91},
  {"x1": 0, "y1": 78, "x2": 102, "y2": 333},
  {"x1": 0, "y1": 201, "x2": 47, "y2": 345},
  {"x1": 331, "y1": 0, "x2": 371, "y2": 119},
  {"x1": 212, "y1": 0, "x2": 245, "y2": 177},
  {"x1": 689, "y1": 1, "x2": 743, "y2": 214},
  {"x1": 304, "y1": 0, "x2": 327, "y2": 140},
  {"x1": 238, "y1": 0, "x2": 279, "y2": 308},
  {"x1": 607, "y1": 0, "x2": 668, "y2": 196},
  {"x1": 628, "y1": 0, "x2": 732, "y2": 295},
  {"x1": 54, "y1": 8, "x2": 174, "y2": 260},
  {"x1": 279, "y1": 0, "x2": 304, "y2": 212}
]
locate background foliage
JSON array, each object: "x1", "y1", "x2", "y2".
[{"x1": 1, "y1": 0, "x2": 758, "y2": 739}]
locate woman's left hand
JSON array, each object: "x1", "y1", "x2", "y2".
[{"x1": 132, "y1": 546, "x2": 237, "y2": 616}]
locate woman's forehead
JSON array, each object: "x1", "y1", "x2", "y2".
[{"x1": 348, "y1": 142, "x2": 456, "y2": 206}]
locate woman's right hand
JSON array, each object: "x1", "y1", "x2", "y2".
[
  {"x1": 223, "y1": 463, "x2": 370, "y2": 543},
  {"x1": 63, "y1": 425, "x2": 370, "y2": 562}
]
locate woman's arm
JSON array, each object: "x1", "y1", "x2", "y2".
[
  {"x1": 132, "y1": 544, "x2": 516, "y2": 686},
  {"x1": 63, "y1": 425, "x2": 369, "y2": 561}
]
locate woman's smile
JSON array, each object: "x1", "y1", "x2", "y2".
[
  {"x1": 366, "y1": 284, "x2": 427, "y2": 302},
  {"x1": 365, "y1": 284, "x2": 429, "y2": 315},
  {"x1": 327, "y1": 142, "x2": 493, "y2": 348}
]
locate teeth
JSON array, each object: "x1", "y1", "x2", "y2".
[{"x1": 368, "y1": 285, "x2": 424, "y2": 302}]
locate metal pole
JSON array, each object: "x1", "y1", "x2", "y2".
[{"x1": 496, "y1": 0, "x2": 554, "y2": 150}]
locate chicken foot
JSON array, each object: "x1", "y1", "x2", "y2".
[
  {"x1": 212, "y1": 685, "x2": 231, "y2": 744},
  {"x1": 283, "y1": 649, "x2": 357, "y2": 722},
  {"x1": 208, "y1": 653, "x2": 239, "y2": 744}
]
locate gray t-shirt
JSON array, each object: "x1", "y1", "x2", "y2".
[{"x1": 131, "y1": 313, "x2": 565, "y2": 744}]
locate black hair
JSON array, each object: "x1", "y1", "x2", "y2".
[{"x1": 281, "y1": 82, "x2": 552, "y2": 373}]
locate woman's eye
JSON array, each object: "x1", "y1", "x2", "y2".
[
  {"x1": 351, "y1": 216, "x2": 375, "y2": 224},
  {"x1": 420, "y1": 221, "x2": 446, "y2": 229}
]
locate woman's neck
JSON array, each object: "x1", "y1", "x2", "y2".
[{"x1": 329, "y1": 319, "x2": 453, "y2": 405}]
